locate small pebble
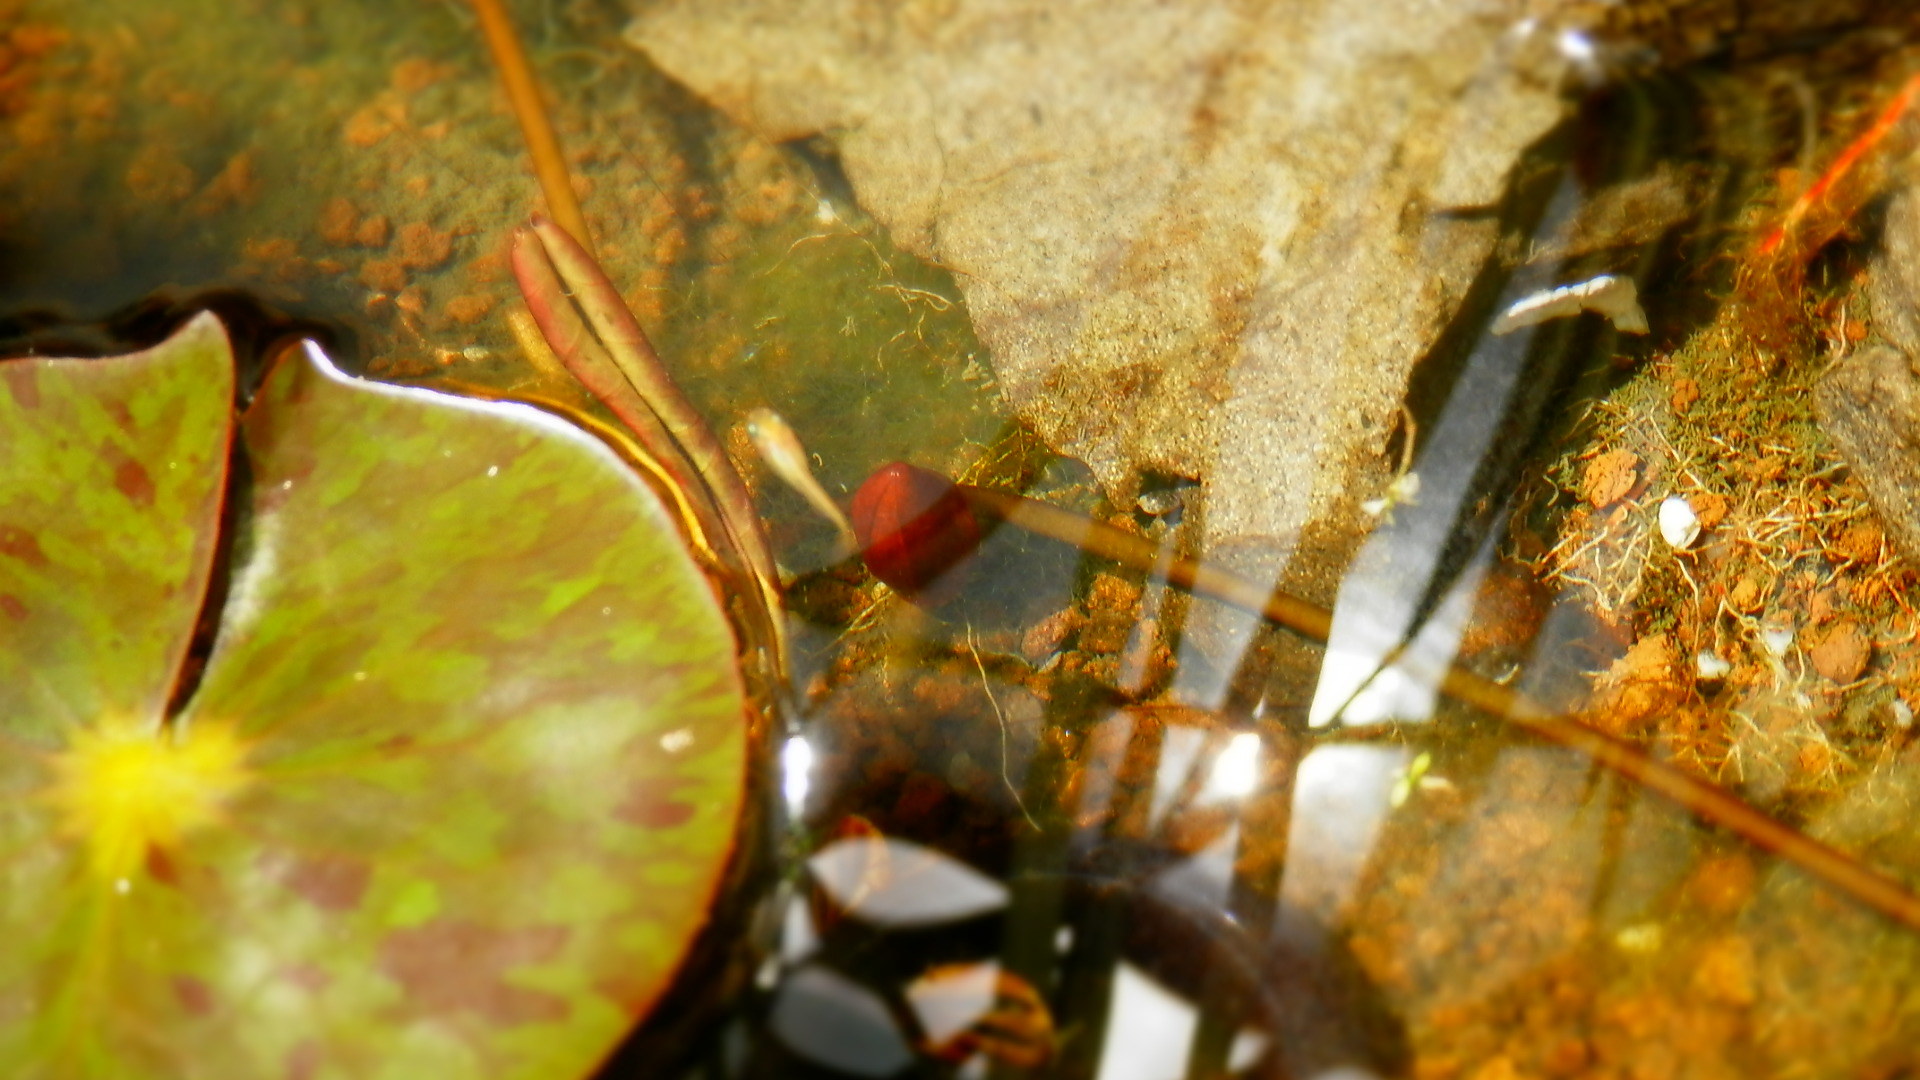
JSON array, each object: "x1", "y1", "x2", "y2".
[
  {"x1": 1658, "y1": 495, "x2": 1700, "y2": 549},
  {"x1": 1136, "y1": 489, "x2": 1180, "y2": 516}
]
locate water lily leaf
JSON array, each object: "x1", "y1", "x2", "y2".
[
  {"x1": 0, "y1": 315, "x2": 747, "y2": 1078},
  {"x1": 0, "y1": 313, "x2": 233, "y2": 744}
]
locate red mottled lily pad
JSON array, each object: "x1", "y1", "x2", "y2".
[{"x1": 0, "y1": 314, "x2": 748, "y2": 1078}]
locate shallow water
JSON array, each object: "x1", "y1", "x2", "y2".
[{"x1": 8, "y1": 2, "x2": 1920, "y2": 1078}]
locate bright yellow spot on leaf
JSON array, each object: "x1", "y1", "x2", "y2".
[{"x1": 44, "y1": 717, "x2": 253, "y2": 884}]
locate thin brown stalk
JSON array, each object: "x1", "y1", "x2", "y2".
[
  {"x1": 510, "y1": 223, "x2": 788, "y2": 671},
  {"x1": 469, "y1": 0, "x2": 596, "y2": 255},
  {"x1": 509, "y1": 228, "x2": 722, "y2": 563},
  {"x1": 517, "y1": 219, "x2": 784, "y2": 617},
  {"x1": 955, "y1": 483, "x2": 1920, "y2": 932}
]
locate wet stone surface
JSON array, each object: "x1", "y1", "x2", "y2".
[{"x1": 1817, "y1": 343, "x2": 1920, "y2": 563}]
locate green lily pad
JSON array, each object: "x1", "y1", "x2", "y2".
[{"x1": 0, "y1": 313, "x2": 748, "y2": 1078}]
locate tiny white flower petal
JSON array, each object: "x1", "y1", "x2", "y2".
[{"x1": 1658, "y1": 496, "x2": 1701, "y2": 549}]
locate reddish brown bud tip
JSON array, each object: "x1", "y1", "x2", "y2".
[{"x1": 850, "y1": 462, "x2": 983, "y2": 601}]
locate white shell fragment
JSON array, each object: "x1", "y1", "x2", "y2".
[
  {"x1": 1695, "y1": 651, "x2": 1732, "y2": 681},
  {"x1": 1657, "y1": 495, "x2": 1701, "y2": 549},
  {"x1": 1491, "y1": 274, "x2": 1650, "y2": 336},
  {"x1": 1760, "y1": 625, "x2": 1795, "y2": 658}
]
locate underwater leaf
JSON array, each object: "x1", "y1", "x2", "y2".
[{"x1": 0, "y1": 321, "x2": 747, "y2": 1078}]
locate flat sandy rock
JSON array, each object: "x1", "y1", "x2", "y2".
[
  {"x1": 625, "y1": 0, "x2": 1577, "y2": 597},
  {"x1": 1816, "y1": 342, "x2": 1920, "y2": 563}
]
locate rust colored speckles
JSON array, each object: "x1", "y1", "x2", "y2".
[
  {"x1": 282, "y1": 853, "x2": 372, "y2": 913},
  {"x1": 614, "y1": 783, "x2": 696, "y2": 829},
  {"x1": 381, "y1": 920, "x2": 572, "y2": 1025},
  {"x1": 1, "y1": 363, "x2": 39, "y2": 409},
  {"x1": 279, "y1": 965, "x2": 332, "y2": 994},
  {"x1": 114, "y1": 456, "x2": 156, "y2": 506},
  {"x1": 397, "y1": 222, "x2": 453, "y2": 270},
  {"x1": 443, "y1": 294, "x2": 494, "y2": 326},
  {"x1": 0, "y1": 595, "x2": 25, "y2": 620},
  {"x1": 589, "y1": 963, "x2": 667, "y2": 1019},
  {"x1": 391, "y1": 57, "x2": 456, "y2": 95},
  {"x1": 317, "y1": 198, "x2": 393, "y2": 250},
  {"x1": 172, "y1": 975, "x2": 215, "y2": 1017},
  {"x1": 316, "y1": 197, "x2": 358, "y2": 246},
  {"x1": 359, "y1": 258, "x2": 407, "y2": 293},
  {"x1": 283, "y1": 1040, "x2": 323, "y2": 1080},
  {"x1": 354, "y1": 214, "x2": 390, "y2": 249},
  {"x1": 0, "y1": 525, "x2": 47, "y2": 567},
  {"x1": 343, "y1": 100, "x2": 402, "y2": 148}
]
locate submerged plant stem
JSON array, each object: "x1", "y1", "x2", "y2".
[
  {"x1": 956, "y1": 484, "x2": 1920, "y2": 932},
  {"x1": 1759, "y1": 71, "x2": 1920, "y2": 258},
  {"x1": 469, "y1": 0, "x2": 596, "y2": 255}
]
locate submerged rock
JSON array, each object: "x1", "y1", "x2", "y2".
[
  {"x1": 1819, "y1": 184, "x2": 1920, "y2": 564},
  {"x1": 625, "y1": 0, "x2": 1580, "y2": 601},
  {"x1": 1816, "y1": 343, "x2": 1920, "y2": 563}
]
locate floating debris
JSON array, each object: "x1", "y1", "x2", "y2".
[
  {"x1": 1658, "y1": 495, "x2": 1701, "y2": 549},
  {"x1": 1388, "y1": 750, "x2": 1455, "y2": 808},
  {"x1": 1361, "y1": 470, "x2": 1421, "y2": 519},
  {"x1": 1491, "y1": 274, "x2": 1650, "y2": 335}
]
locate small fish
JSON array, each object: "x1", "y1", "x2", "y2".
[{"x1": 745, "y1": 407, "x2": 858, "y2": 555}]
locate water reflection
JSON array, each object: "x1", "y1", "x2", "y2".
[
  {"x1": 754, "y1": 793, "x2": 1410, "y2": 1079},
  {"x1": 784, "y1": 735, "x2": 817, "y2": 817},
  {"x1": 807, "y1": 836, "x2": 1010, "y2": 929}
]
